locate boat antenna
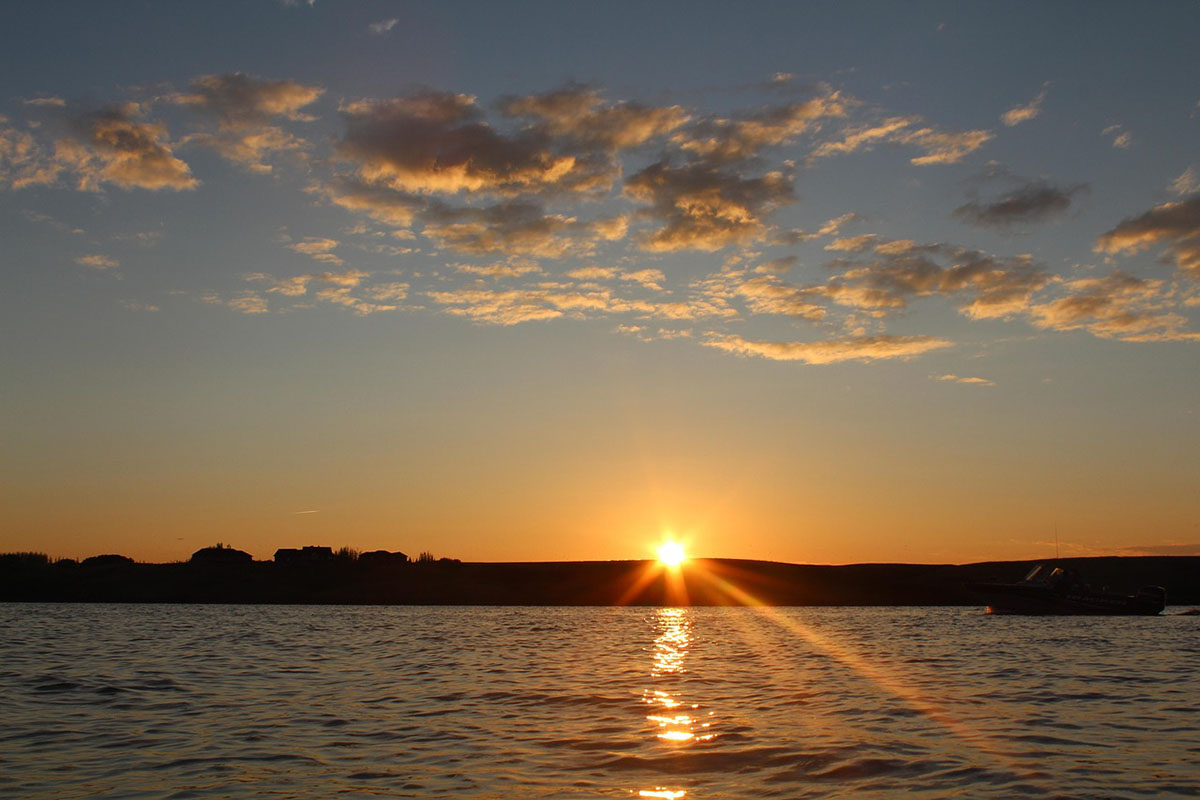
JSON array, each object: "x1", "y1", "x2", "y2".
[{"x1": 1055, "y1": 524, "x2": 1060, "y2": 561}]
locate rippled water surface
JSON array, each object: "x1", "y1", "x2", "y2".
[{"x1": 1, "y1": 604, "x2": 1197, "y2": 798}]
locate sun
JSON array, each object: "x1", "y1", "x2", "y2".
[{"x1": 657, "y1": 541, "x2": 687, "y2": 568}]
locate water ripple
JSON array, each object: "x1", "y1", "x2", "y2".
[{"x1": 0, "y1": 604, "x2": 1196, "y2": 799}]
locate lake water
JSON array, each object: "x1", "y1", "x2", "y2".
[{"x1": 1, "y1": 604, "x2": 1196, "y2": 799}]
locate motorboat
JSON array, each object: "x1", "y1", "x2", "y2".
[{"x1": 969, "y1": 564, "x2": 1166, "y2": 615}]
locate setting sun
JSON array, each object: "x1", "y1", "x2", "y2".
[{"x1": 657, "y1": 541, "x2": 687, "y2": 567}]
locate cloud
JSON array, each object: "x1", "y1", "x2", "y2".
[
  {"x1": 617, "y1": 324, "x2": 693, "y2": 342},
  {"x1": 705, "y1": 333, "x2": 952, "y2": 364},
  {"x1": 1096, "y1": 193, "x2": 1200, "y2": 276},
  {"x1": 1171, "y1": 166, "x2": 1198, "y2": 196},
  {"x1": 954, "y1": 180, "x2": 1087, "y2": 229},
  {"x1": 222, "y1": 293, "x2": 269, "y2": 314},
  {"x1": 0, "y1": 122, "x2": 59, "y2": 189},
  {"x1": 75, "y1": 254, "x2": 119, "y2": 270},
  {"x1": 1029, "y1": 271, "x2": 1198, "y2": 341},
  {"x1": 240, "y1": 269, "x2": 402, "y2": 315},
  {"x1": 565, "y1": 265, "x2": 619, "y2": 281},
  {"x1": 822, "y1": 239, "x2": 1051, "y2": 319},
  {"x1": 624, "y1": 161, "x2": 794, "y2": 251},
  {"x1": 426, "y1": 286, "x2": 565, "y2": 325},
  {"x1": 119, "y1": 299, "x2": 160, "y2": 312},
  {"x1": 1118, "y1": 543, "x2": 1200, "y2": 556},
  {"x1": 673, "y1": 91, "x2": 847, "y2": 162},
  {"x1": 172, "y1": 73, "x2": 322, "y2": 125},
  {"x1": 172, "y1": 73, "x2": 323, "y2": 172},
  {"x1": 1102, "y1": 124, "x2": 1134, "y2": 149},
  {"x1": 314, "y1": 178, "x2": 422, "y2": 227},
  {"x1": 753, "y1": 256, "x2": 796, "y2": 275},
  {"x1": 336, "y1": 90, "x2": 611, "y2": 196},
  {"x1": 732, "y1": 275, "x2": 826, "y2": 321},
  {"x1": 247, "y1": 268, "x2": 367, "y2": 296},
  {"x1": 286, "y1": 236, "x2": 343, "y2": 265},
  {"x1": 935, "y1": 374, "x2": 995, "y2": 386},
  {"x1": 24, "y1": 96, "x2": 66, "y2": 107},
  {"x1": 421, "y1": 200, "x2": 626, "y2": 257},
  {"x1": 52, "y1": 103, "x2": 197, "y2": 191},
  {"x1": 424, "y1": 272, "x2": 727, "y2": 326},
  {"x1": 825, "y1": 233, "x2": 877, "y2": 252},
  {"x1": 1000, "y1": 86, "x2": 1048, "y2": 127},
  {"x1": 368, "y1": 18, "x2": 398, "y2": 35},
  {"x1": 453, "y1": 259, "x2": 543, "y2": 278},
  {"x1": 500, "y1": 84, "x2": 690, "y2": 151},
  {"x1": 812, "y1": 115, "x2": 991, "y2": 165}
]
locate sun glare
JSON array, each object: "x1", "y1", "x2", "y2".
[{"x1": 657, "y1": 541, "x2": 687, "y2": 567}]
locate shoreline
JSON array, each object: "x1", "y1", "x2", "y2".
[{"x1": 3, "y1": 555, "x2": 1195, "y2": 606}]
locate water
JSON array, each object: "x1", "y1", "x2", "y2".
[{"x1": 0, "y1": 604, "x2": 1196, "y2": 799}]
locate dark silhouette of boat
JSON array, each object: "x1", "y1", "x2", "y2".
[{"x1": 970, "y1": 564, "x2": 1166, "y2": 615}]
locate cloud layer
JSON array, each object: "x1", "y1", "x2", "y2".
[{"x1": 3, "y1": 75, "x2": 1198, "y2": 365}]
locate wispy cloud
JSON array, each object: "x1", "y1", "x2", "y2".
[
  {"x1": 935, "y1": 374, "x2": 995, "y2": 386},
  {"x1": 812, "y1": 115, "x2": 992, "y2": 165},
  {"x1": 1102, "y1": 124, "x2": 1134, "y2": 149},
  {"x1": 75, "y1": 253, "x2": 119, "y2": 270},
  {"x1": 368, "y1": 18, "x2": 398, "y2": 35},
  {"x1": 1170, "y1": 166, "x2": 1198, "y2": 197},
  {"x1": 1000, "y1": 85, "x2": 1048, "y2": 127},
  {"x1": 705, "y1": 334, "x2": 952, "y2": 364}
]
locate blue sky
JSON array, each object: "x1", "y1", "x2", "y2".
[{"x1": 2, "y1": 1, "x2": 1198, "y2": 563}]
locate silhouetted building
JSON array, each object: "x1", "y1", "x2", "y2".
[
  {"x1": 359, "y1": 549, "x2": 409, "y2": 566},
  {"x1": 274, "y1": 546, "x2": 334, "y2": 565},
  {"x1": 190, "y1": 545, "x2": 253, "y2": 564}
]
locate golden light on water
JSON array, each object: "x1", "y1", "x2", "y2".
[
  {"x1": 636, "y1": 608, "x2": 711, "y2": 799},
  {"x1": 657, "y1": 541, "x2": 686, "y2": 567}
]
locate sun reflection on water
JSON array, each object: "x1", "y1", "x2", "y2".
[{"x1": 635, "y1": 608, "x2": 716, "y2": 798}]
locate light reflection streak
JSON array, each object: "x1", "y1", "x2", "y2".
[
  {"x1": 687, "y1": 564, "x2": 1051, "y2": 790},
  {"x1": 634, "y1": 607, "x2": 706, "y2": 798}
]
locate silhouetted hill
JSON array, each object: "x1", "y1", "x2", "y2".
[{"x1": 0, "y1": 555, "x2": 1195, "y2": 606}]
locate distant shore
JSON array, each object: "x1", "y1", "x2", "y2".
[{"x1": 1, "y1": 554, "x2": 1195, "y2": 606}]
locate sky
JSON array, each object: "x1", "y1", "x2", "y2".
[{"x1": 2, "y1": 1, "x2": 1198, "y2": 564}]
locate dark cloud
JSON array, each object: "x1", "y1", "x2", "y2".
[
  {"x1": 954, "y1": 180, "x2": 1087, "y2": 229},
  {"x1": 56, "y1": 103, "x2": 196, "y2": 191},
  {"x1": 624, "y1": 161, "x2": 794, "y2": 252},
  {"x1": 336, "y1": 90, "x2": 614, "y2": 196}
]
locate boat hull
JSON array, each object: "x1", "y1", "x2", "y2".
[{"x1": 971, "y1": 582, "x2": 1166, "y2": 615}]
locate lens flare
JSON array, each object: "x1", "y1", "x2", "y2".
[{"x1": 657, "y1": 541, "x2": 686, "y2": 567}]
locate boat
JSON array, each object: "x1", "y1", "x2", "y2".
[{"x1": 969, "y1": 564, "x2": 1166, "y2": 615}]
